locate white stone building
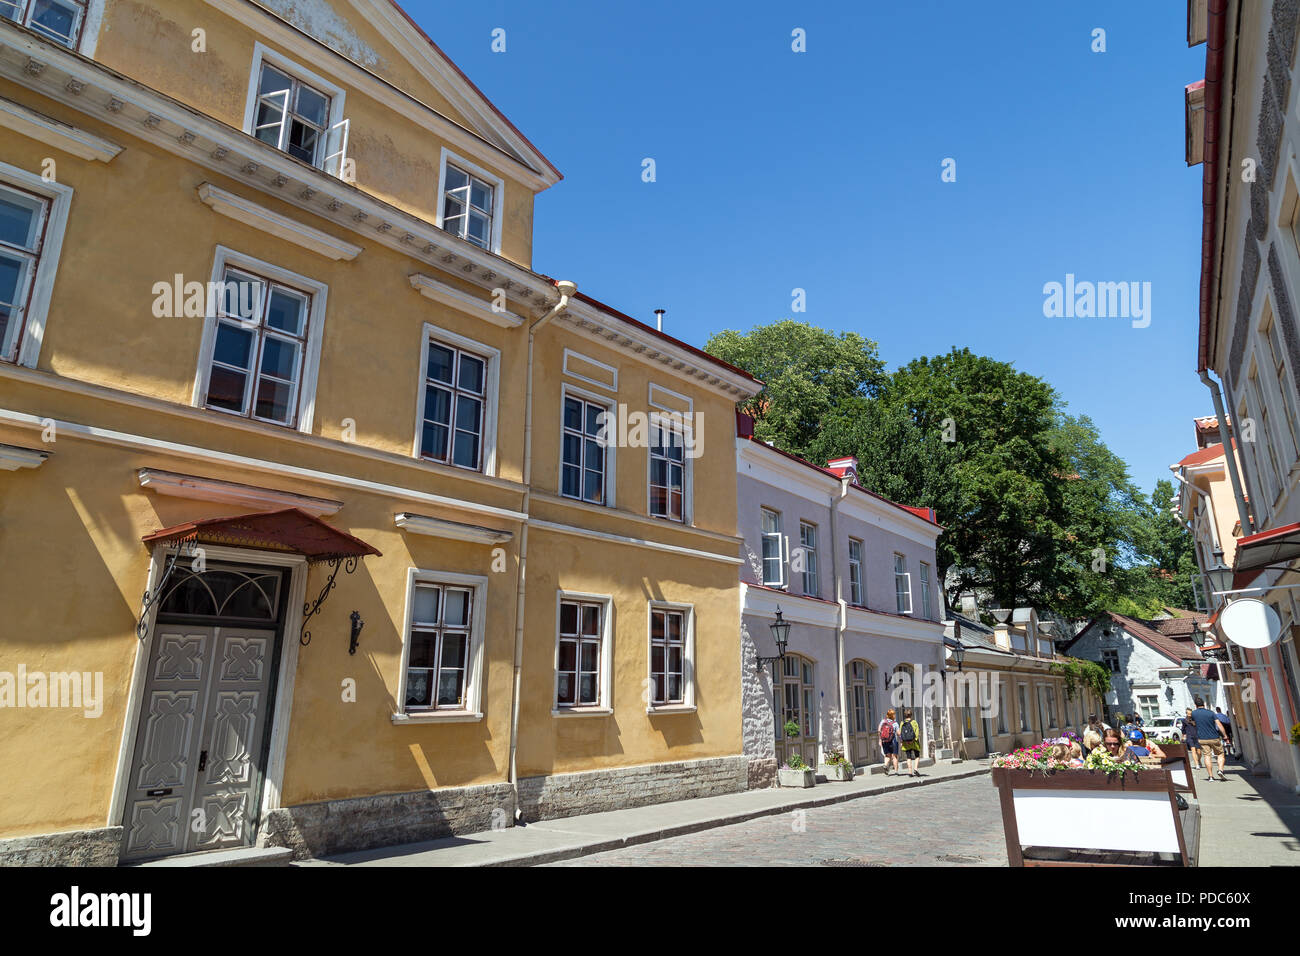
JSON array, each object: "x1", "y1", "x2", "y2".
[{"x1": 735, "y1": 414, "x2": 946, "y2": 786}]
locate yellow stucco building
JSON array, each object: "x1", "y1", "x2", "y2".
[{"x1": 0, "y1": 0, "x2": 759, "y2": 864}]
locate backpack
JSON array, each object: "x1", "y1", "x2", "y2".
[
  {"x1": 879, "y1": 721, "x2": 893, "y2": 742},
  {"x1": 900, "y1": 720, "x2": 917, "y2": 744}
]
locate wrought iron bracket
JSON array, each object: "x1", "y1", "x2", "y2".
[
  {"x1": 756, "y1": 654, "x2": 784, "y2": 675},
  {"x1": 300, "y1": 555, "x2": 358, "y2": 646},
  {"x1": 136, "y1": 543, "x2": 196, "y2": 640}
]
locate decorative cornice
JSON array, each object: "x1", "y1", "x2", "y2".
[
  {"x1": 137, "y1": 467, "x2": 343, "y2": 516},
  {"x1": 0, "y1": 442, "x2": 47, "y2": 471},
  {"x1": 408, "y1": 273, "x2": 523, "y2": 329},
  {"x1": 394, "y1": 511, "x2": 513, "y2": 544},
  {"x1": 197, "y1": 182, "x2": 363, "y2": 261},
  {"x1": 0, "y1": 92, "x2": 121, "y2": 161}
]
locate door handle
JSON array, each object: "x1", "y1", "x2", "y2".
[{"x1": 198, "y1": 749, "x2": 208, "y2": 772}]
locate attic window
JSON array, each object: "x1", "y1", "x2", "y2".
[
  {"x1": 2, "y1": 0, "x2": 86, "y2": 49},
  {"x1": 437, "y1": 150, "x2": 503, "y2": 253}
]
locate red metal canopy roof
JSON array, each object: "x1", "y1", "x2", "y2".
[
  {"x1": 143, "y1": 508, "x2": 381, "y2": 563},
  {"x1": 1232, "y1": 521, "x2": 1300, "y2": 573}
]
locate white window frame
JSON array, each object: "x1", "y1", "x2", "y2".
[
  {"x1": 799, "y1": 521, "x2": 819, "y2": 597},
  {"x1": 0, "y1": 161, "x2": 71, "y2": 370},
  {"x1": 1247, "y1": 357, "x2": 1288, "y2": 504},
  {"x1": 560, "y1": 383, "x2": 615, "y2": 507},
  {"x1": 2, "y1": 0, "x2": 89, "y2": 50},
  {"x1": 647, "y1": 414, "x2": 691, "y2": 524},
  {"x1": 646, "y1": 601, "x2": 695, "y2": 713},
  {"x1": 191, "y1": 246, "x2": 328, "y2": 435},
  {"x1": 893, "y1": 552, "x2": 912, "y2": 614},
  {"x1": 243, "y1": 43, "x2": 347, "y2": 173},
  {"x1": 435, "y1": 147, "x2": 505, "y2": 255},
  {"x1": 393, "y1": 568, "x2": 487, "y2": 722},
  {"x1": 412, "y1": 322, "x2": 500, "y2": 476},
  {"x1": 552, "y1": 590, "x2": 614, "y2": 716},
  {"x1": 847, "y1": 537, "x2": 863, "y2": 606},
  {"x1": 760, "y1": 507, "x2": 787, "y2": 588},
  {"x1": 919, "y1": 561, "x2": 932, "y2": 621}
]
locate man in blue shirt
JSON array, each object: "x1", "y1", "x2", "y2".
[{"x1": 1190, "y1": 697, "x2": 1227, "y2": 781}]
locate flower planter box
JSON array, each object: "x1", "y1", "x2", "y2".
[
  {"x1": 778, "y1": 768, "x2": 815, "y2": 788},
  {"x1": 991, "y1": 767, "x2": 1198, "y2": 867},
  {"x1": 819, "y1": 763, "x2": 855, "y2": 782}
]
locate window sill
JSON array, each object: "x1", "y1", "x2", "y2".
[
  {"x1": 390, "y1": 710, "x2": 483, "y2": 724},
  {"x1": 551, "y1": 707, "x2": 613, "y2": 718},
  {"x1": 646, "y1": 704, "x2": 696, "y2": 715}
]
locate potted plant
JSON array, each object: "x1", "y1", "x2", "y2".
[
  {"x1": 778, "y1": 752, "x2": 816, "y2": 788},
  {"x1": 1290, "y1": 723, "x2": 1300, "y2": 747},
  {"x1": 819, "y1": 749, "x2": 855, "y2": 781}
]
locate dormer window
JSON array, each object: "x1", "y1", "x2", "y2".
[
  {"x1": 2, "y1": 0, "x2": 86, "y2": 49},
  {"x1": 253, "y1": 63, "x2": 332, "y2": 166}
]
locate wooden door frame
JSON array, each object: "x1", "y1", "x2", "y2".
[{"x1": 108, "y1": 544, "x2": 309, "y2": 845}]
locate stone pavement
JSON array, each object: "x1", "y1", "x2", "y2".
[
  {"x1": 1195, "y1": 760, "x2": 1300, "y2": 866},
  {"x1": 551, "y1": 771, "x2": 1007, "y2": 866},
  {"x1": 298, "y1": 758, "x2": 991, "y2": 867}
]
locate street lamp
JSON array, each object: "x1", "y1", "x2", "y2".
[
  {"x1": 1204, "y1": 547, "x2": 1234, "y2": 603},
  {"x1": 757, "y1": 606, "x2": 791, "y2": 674},
  {"x1": 951, "y1": 639, "x2": 966, "y2": 672}
]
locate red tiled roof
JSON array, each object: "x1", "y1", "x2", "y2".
[
  {"x1": 1105, "y1": 612, "x2": 1203, "y2": 665},
  {"x1": 1178, "y1": 442, "x2": 1226, "y2": 467},
  {"x1": 1151, "y1": 611, "x2": 1209, "y2": 637}
]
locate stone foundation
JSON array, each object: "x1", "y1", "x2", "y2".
[
  {"x1": 517, "y1": 755, "x2": 748, "y2": 821},
  {"x1": 260, "y1": 782, "x2": 516, "y2": 860},
  {"x1": 0, "y1": 826, "x2": 123, "y2": 866},
  {"x1": 747, "y1": 756, "x2": 778, "y2": 789}
]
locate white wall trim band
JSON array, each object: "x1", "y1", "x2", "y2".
[
  {"x1": 530, "y1": 518, "x2": 743, "y2": 565},
  {"x1": 197, "y1": 183, "x2": 363, "y2": 261}
]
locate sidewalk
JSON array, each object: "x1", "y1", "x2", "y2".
[
  {"x1": 1195, "y1": 759, "x2": 1300, "y2": 866},
  {"x1": 298, "y1": 758, "x2": 991, "y2": 867}
]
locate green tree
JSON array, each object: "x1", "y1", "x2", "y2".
[{"x1": 705, "y1": 321, "x2": 885, "y2": 458}]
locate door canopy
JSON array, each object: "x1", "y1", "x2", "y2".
[{"x1": 143, "y1": 507, "x2": 381, "y2": 563}]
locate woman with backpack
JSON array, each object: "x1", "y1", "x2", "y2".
[
  {"x1": 899, "y1": 707, "x2": 922, "y2": 777},
  {"x1": 878, "y1": 708, "x2": 900, "y2": 775}
]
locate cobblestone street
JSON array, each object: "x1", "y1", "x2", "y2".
[{"x1": 548, "y1": 774, "x2": 1009, "y2": 867}]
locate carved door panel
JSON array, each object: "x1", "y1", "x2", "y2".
[{"x1": 122, "y1": 626, "x2": 276, "y2": 861}]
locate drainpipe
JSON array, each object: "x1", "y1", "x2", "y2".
[
  {"x1": 508, "y1": 279, "x2": 576, "y2": 816},
  {"x1": 1199, "y1": 370, "x2": 1253, "y2": 537},
  {"x1": 830, "y1": 476, "x2": 851, "y2": 765}
]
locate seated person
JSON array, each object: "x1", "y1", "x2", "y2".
[
  {"x1": 1126, "y1": 729, "x2": 1165, "y2": 759},
  {"x1": 1099, "y1": 727, "x2": 1143, "y2": 762}
]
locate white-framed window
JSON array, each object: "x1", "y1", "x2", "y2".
[
  {"x1": 1236, "y1": 395, "x2": 1272, "y2": 523},
  {"x1": 847, "y1": 537, "x2": 863, "y2": 606},
  {"x1": 799, "y1": 521, "x2": 819, "y2": 597},
  {"x1": 1259, "y1": 307, "x2": 1300, "y2": 470},
  {"x1": 244, "y1": 44, "x2": 348, "y2": 174},
  {"x1": 648, "y1": 603, "x2": 694, "y2": 709},
  {"x1": 436, "y1": 148, "x2": 504, "y2": 253},
  {"x1": 845, "y1": 659, "x2": 876, "y2": 735},
  {"x1": 561, "y1": 389, "x2": 610, "y2": 505},
  {"x1": 893, "y1": 553, "x2": 911, "y2": 614},
  {"x1": 192, "y1": 247, "x2": 327, "y2": 434},
  {"x1": 554, "y1": 592, "x2": 612, "y2": 712},
  {"x1": 413, "y1": 323, "x2": 500, "y2": 475},
  {"x1": 1248, "y1": 360, "x2": 1288, "y2": 502},
  {"x1": 761, "y1": 508, "x2": 786, "y2": 587},
  {"x1": 0, "y1": 162, "x2": 71, "y2": 368},
  {"x1": 1137, "y1": 693, "x2": 1160, "y2": 724},
  {"x1": 396, "y1": 569, "x2": 487, "y2": 720},
  {"x1": 648, "y1": 417, "x2": 686, "y2": 522},
  {"x1": 1102, "y1": 647, "x2": 1120, "y2": 673},
  {"x1": 918, "y1": 562, "x2": 932, "y2": 620},
  {"x1": 2, "y1": 0, "x2": 86, "y2": 48}
]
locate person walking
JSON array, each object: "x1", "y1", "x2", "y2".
[
  {"x1": 878, "y1": 708, "x2": 901, "y2": 775},
  {"x1": 1190, "y1": 696, "x2": 1228, "y2": 781},
  {"x1": 1214, "y1": 706, "x2": 1236, "y2": 759},
  {"x1": 1181, "y1": 707, "x2": 1200, "y2": 768},
  {"x1": 899, "y1": 707, "x2": 922, "y2": 777}
]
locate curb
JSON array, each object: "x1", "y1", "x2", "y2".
[{"x1": 479, "y1": 766, "x2": 991, "y2": 867}]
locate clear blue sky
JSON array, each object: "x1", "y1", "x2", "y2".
[{"x1": 406, "y1": 0, "x2": 1209, "y2": 496}]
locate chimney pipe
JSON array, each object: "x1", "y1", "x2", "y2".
[{"x1": 654, "y1": 308, "x2": 665, "y2": 331}]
